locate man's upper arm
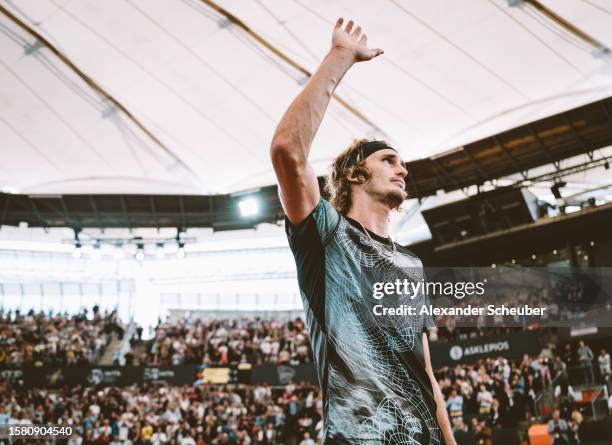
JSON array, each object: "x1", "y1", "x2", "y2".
[{"x1": 270, "y1": 146, "x2": 320, "y2": 225}]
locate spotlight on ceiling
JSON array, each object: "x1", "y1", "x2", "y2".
[
  {"x1": 72, "y1": 229, "x2": 82, "y2": 258},
  {"x1": 550, "y1": 180, "x2": 567, "y2": 200},
  {"x1": 238, "y1": 197, "x2": 259, "y2": 217}
]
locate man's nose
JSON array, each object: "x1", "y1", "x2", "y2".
[{"x1": 397, "y1": 164, "x2": 407, "y2": 178}]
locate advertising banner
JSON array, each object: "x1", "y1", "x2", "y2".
[
  {"x1": 20, "y1": 366, "x2": 198, "y2": 388},
  {"x1": 429, "y1": 331, "x2": 542, "y2": 367},
  {"x1": 250, "y1": 364, "x2": 317, "y2": 385}
]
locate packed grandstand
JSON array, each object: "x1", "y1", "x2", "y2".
[
  {"x1": 1, "y1": 307, "x2": 611, "y2": 444},
  {"x1": 2, "y1": 2, "x2": 612, "y2": 444}
]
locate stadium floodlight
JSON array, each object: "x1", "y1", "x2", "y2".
[
  {"x1": 238, "y1": 197, "x2": 259, "y2": 217},
  {"x1": 72, "y1": 229, "x2": 82, "y2": 258},
  {"x1": 550, "y1": 181, "x2": 567, "y2": 199},
  {"x1": 135, "y1": 250, "x2": 145, "y2": 261}
]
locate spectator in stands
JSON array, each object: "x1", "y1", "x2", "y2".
[
  {"x1": 446, "y1": 388, "x2": 464, "y2": 422},
  {"x1": 471, "y1": 416, "x2": 492, "y2": 445},
  {"x1": 477, "y1": 384, "x2": 493, "y2": 415},
  {"x1": 547, "y1": 409, "x2": 570, "y2": 445},
  {"x1": 145, "y1": 317, "x2": 312, "y2": 367},
  {"x1": 598, "y1": 349, "x2": 610, "y2": 382},
  {"x1": 552, "y1": 355, "x2": 567, "y2": 380},
  {"x1": 451, "y1": 418, "x2": 471, "y2": 445},
  {"x1": 576, "y1": 340, "x2": 595, "y2": 383},
  {"x1": 299, "y1": 431, "x2": 315, "y2": 445},
  {"x1": 563, "y1": 344, "x2": 575, "y2": 368},
  {"x1": 569, "y1": 407, "x2": 583, "y2": 444},
  {"x1": 554, "y1": 375, "x2": 576, "y2": 418},
  {"x1": 0, "y1": 307, "x2": 124, "y2": 367}
]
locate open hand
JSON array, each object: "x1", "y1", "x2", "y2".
[{"x1": 332, "y1": 18, "x2": 383, "y2": 62}]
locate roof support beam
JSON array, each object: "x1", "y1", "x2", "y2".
[
  {"x1": 561, "y1": 112, "x2": 590, "y2": 155},
  {"x1": 524, "y1": 0, "x2": 610, "y2": 53},
  {"x1": 89, "y1": 196, "x2": 102, "y2": 230},
  {"x1": 119, "y1": 196, "x2": 131, "y2": 230},
  {"x1": 462, "y1": 147, "x2": 489, "y2": 184},
  {"x1": 0, "y1": 195, "x2": 9, "y2": 227},
  {"x1": 492, "y1": 135, "x2": 527, "y2": 180},
  {"x1": 431, "y1": 158, "x2": 463, "y2": 191},
  {"x1": 29, "y1": 198, "x2": 49, "y2": 228},
  {"x1": 525, "y1": 123, "x2": 559, "y2": 171},
  {"x1": 0, "y1": 2, "x2": 198, "y2": 181},
  {"x1": 149, "y1": 196, "x2": 159, "y2": 228},
  {"x1": 404, "y1": 163, "x2": 420, "y2": 200},
  {"x1": 59, "y1": 197, "x2": 81, "y2": 231},
  {"x1": 199, "y1": 0, "x2": 385, "y2": 135}
]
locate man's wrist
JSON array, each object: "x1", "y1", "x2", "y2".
[{"x1": 328, "y1": 47, "x2": 356, "y2": 67}]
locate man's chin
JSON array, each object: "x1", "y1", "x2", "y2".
[{"x1": 384, "y1": 189, "x2": 406, "y2": 209}]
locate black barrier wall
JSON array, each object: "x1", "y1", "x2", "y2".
[
  {"x1": 429, "y1": 330, "x2": 543, "y2": 367},
  {"x1": 20, "y1": 366, "x2": 198, "y2": 388},
  {"x1": 12, "y1": 333, "x2": 543, "y2": 388},
  {"x1": 14, "y1": 364, "x2": 318, "y2": 388},
  {"x1": 249, "y1": 364, "x2": 317, "y2": 385}
]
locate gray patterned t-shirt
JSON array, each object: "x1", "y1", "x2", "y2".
[{"x1": 286, "y1": 198, "x2": 440, "y2": 445}]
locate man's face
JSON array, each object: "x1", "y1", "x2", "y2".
[{"x1": 358, "y1": 149, "x2": 407, "y2": 208}]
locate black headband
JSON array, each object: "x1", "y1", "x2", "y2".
[{"x1": 343, "y1": 141, "x2": 397, "y2": 170}]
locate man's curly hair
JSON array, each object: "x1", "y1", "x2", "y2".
[{"x1": 325, "y1": 139, "x2": 375, "y2": 215}]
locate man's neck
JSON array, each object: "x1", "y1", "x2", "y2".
[{"x1": 346, "y1": 194, "x2": 391, "y2": 237}]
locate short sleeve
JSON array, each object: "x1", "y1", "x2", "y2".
[{"x1": 285, "y1": 198, "x2": 340, "y2": 247}]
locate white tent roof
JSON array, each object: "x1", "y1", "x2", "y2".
[{"x1": 1, "y1": 0, "x2": 612, "y2": 195}]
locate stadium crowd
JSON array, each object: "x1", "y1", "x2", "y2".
[
  {"x1": 1, "y1": 304, "x2": 610, "y2": 444},
  {"x1": 142, "y1": 318, "x2": 312, "y2": 367},
  {"x1": 432, "y1": 283, "x2": 605, "y2": 343},
  {"x1": 1, "y1": 341, "x2": 603, "y2": 445},
  {"x1": 0, "y1": 307, "x2": 124, "y2": 367},
  {"x1": 0, "y1": 380, "x2": 323, "y2": 445},
  {"x1": 437, "y1": 338, "x2": 611, "y2": 445}
]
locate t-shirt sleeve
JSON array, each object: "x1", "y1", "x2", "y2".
[
  {"x1": 285, "y1": 198, "x2": 340, "y2": 247},
  {"x1": 284, "y1": 198, "x2": 339, "y2": 329}
]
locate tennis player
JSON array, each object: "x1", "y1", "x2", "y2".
[{"x1": 270, "y1": 18, "x2": 455, "y2": 445}]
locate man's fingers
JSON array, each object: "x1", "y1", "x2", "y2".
[
  {"x1": 344, "y1": 20, "x2": 354, "y2": 34},
  {"x1": 335, "y1": 18, "x2": 343, "y2": 29},
  {"x1": 360, "y1": 34, "x2": 368, "y2": 46},
  {"x1": 372, "y1": 48, "x2": 384, "y2": 58},
  {"x1": 351, "y1": 26, "x2": 362, "y2": 39}
]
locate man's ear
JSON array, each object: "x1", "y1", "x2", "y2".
[{"x1": 348, "y1": 166, "x2": 368, "y2": 184}]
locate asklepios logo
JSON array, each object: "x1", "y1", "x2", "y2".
[
  {"x1": 449, "y1": 341, "x2": 511, "y2": 361},
  {"x1": 449, "y1": 346, "x2": 463, "y2": 361}
]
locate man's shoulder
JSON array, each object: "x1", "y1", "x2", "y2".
[{"x1": 285, "y1": 198, "x2": 341, "y2": 247}]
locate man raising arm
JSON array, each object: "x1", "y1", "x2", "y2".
[
  {"x1": 270, "y1": 18, "x2": 382, "y2": 224},
  {"x1": 271, "y1": 19, "x2": 455, "y2": 445}
]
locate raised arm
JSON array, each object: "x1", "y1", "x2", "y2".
[{"x1": 270, "y1": 18, "x2": 383, "y2": 224}]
